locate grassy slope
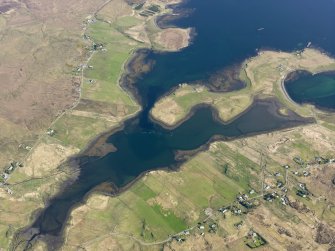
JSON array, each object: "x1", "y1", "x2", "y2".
[
  {"x1": 51, "y1": 0, "x2": 177, "y2": 149},
  {"x1": 52, "y1": 16, "x2": 144, "y2": 149},
  {"x1": 0, "y1": 4, "x2": 146, "y2": 249},
  {"x1": 82, "y1": 20, "x2": 140, "y2": 105},
  {"x1": 62, "y1": 6, "x2": 335, "y2": 251},
  {"x1": 52, "y1": 114, "x2": 113, "y2": 149},
  {"x1": 153, "y1": 84, "x2": 253, "y2": 125},
  {"x1": 151, "y1": 49, "x2": 335, "y2": 127},
  {"x1": 64, "y1": 142, "x2": 261, "y2": 249},
  {"x1": 2, "y1": 1, "x2": 183, "y2": 248},
  {"x1": 65, "y1": 122, "x2": 335, "y2": 250},
  {"x1": 3, "y1": 1, "x2": 335, "y2": 250},
  {"x1": 1, "y1": 0, "x2": 181, "y2": 248}
]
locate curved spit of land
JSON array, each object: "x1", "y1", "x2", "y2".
[
  {"x1": 15, "y1": 0, "x2": 335, "y2": 250},
  {"x1": 150, "y1": 49, "x2": 335, "y2": 128},
  {"x1": 284, "y1": 70, "x2": 335, "y2": 111},
  {"x1": 23, "y1": 47, "x2": 335, "y2": 249},
  {"x1": 29, "y1": 100, "x2": 312, "y2": 250}
]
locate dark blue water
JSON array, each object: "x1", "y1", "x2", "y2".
[
  {"x1": 135, "y1": 0, "x2": 335, "y2": 110},
  {"x1": 285, "y1": 71, "x2": 335, "y2": 110},
  {"x1": 33, "y1": 101, "x2": 311, "y2": 239},
  {"x1": 25, "y1": 0, "x2": 335, "y2": 247}
]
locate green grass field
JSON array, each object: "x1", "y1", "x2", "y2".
[
  {"x1": 52, "y1": 114, "x2": 114, "y2": 149},
  {"x1": 65, "y1": 141, "x2": 261, "y2": 248},
  {"x1": 53, "y1": 16, "x2": 147, "y2": 150},
  {"x1": 151, "y1": 49, "x2": 335, "y2": 127},
  {"x1": 61, "y1": 119, "x2": 335, "y2": 250},
  {"x1": 82, "y1": 20, "x2": 142, "y2": 106}
]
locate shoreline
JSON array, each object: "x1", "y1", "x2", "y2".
[
  {"x1": 70, "y1": 97, "x2": 316, "y2": 228},
  {"x1": 81, "y1": 97, "x2": 315, "y2": 194},
  {"x1": 31, "y1": 96, "x2": 315, "y2": 249},
  {"x1": 79, "y1": 97, "x2": 315, "y2": 200},
  {"x1": 6, "y1": 0, "x2": 335, "y2": 249},
  {"x1": 149, "y1": 97, "x2": 254, "y2": 131},
  {"x1": 150, "y1": 48, "x2": 335, "y2": 129},
  {"x1": 15, "y1": 1, "x2": 335, "y2": 250},
  {"x1": 13, "y1": 0, "x2": 191, "y2": 249},
  {"x1": 281, "y1": 70, "x2": 335, "y2": 113},
  {"x1": 24, "y1": 43, "x2": 334, "y2": 249}
]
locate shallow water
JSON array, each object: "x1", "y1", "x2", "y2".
[
  {"x1": 27, "y1": 0, "x2": 335, "y2": 244},
  {"x1": 33, "y1": 100, "x2": 312, "y2": 236},
  {"x1": 285, "y1": 71, "x2": 335, "y2": 110},
  {"x1": 135, "y1": 0, "x2": 335, "y2": 111}
]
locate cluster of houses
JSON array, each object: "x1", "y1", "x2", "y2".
[
  {"x1": 0, "y1": 161, "x2": 23, "y2": 194},
  {"x1": 19, "y1": 144, "x2": 32, "y2": 151},
  {"x1": 87, "y1": 79, "x2": 96, "y2": 85},
  {"x1": 47, "y1": 128, "x2": 56, "y2": 136},
  {"x1": 168, "y1": 154, "x2": 335, "y2": 247},
  {"x1": 262, "y1": 179, "x2": 295, "y2": 204},
  {"x1": 171, "y1": 211, "x2": 222, "y2": 243},
  {"x1": 169, "y1": 190, "x2": 270, "y2": 247},
  {"x1": 83, "y1": 34, "x2": 90, "y2": 40},
  {"x1": 266, "y1": 155, "x2": 334, "y2": 202},
  {"x1": 85, "y1": 18, "x2": 96, "y2": 25},
  {"x1": 234, "y1": 221, "x2": 244, "y2": 229},
  {"x1": 237, "y1": 193, "x2": 257, "y2": 209},
  {"x1": 138, "y1": 4, "x2": 161, "y2": 17},
  {"x1": 293, "y1": 155, "x2": 334, "y2": 167},
  {"x1": 84, "y1": 32, "x2": 107, "y2": 55},
  {"x1": 291, "y1": 155, "x2": 334, "y2": 198},
  {"x1": 245, "y1": 230, "x2": 267, "y2": 249},
  {"x1": 1, "y1": 161, "x2": 22, "y2": 179},
  {"x1": 170, "y1": 199, "x2": 267, "y2": 247},
  {"x1": 263, "y1": 192, "x2": 289, "y2": 206},
  {"x1": 75, "y1": 63, "x2": 93, "y2": 73},
  {"x1": 216, "y1": 191, "x2": 261, "y2": 220},
  {"x1": 1, "y1": 128, "x2": 57, "y2": 193},
  {"x1": 296, "y1": 183, "x2": 310, "y2": 198},
  {"x1": 218, "y1": 205, "x2": 243, "y2": 216},
  {"x1": 92, "y1": 42, "x2": 105, "y2": 51}
]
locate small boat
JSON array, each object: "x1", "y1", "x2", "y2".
[
  {"x1": 257, "y1": 27, "x2": 265, "y2": 31},
  {"x1": 307, "y1": 41, "x2": 312, "y2": 47}
]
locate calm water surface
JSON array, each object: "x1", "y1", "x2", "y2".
[
  {"x1": 28, "y1": 0, "x2": 335, "y2": 244},
  {"x1": 34, "y1": 101, "x2": 311, "y2": 237},
  {"x1": 285, "y1": 71, "x2": 335, "y2": 110},
  {"x1": 137, "y1": 0, "x2": 335, "y2": 110}
]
